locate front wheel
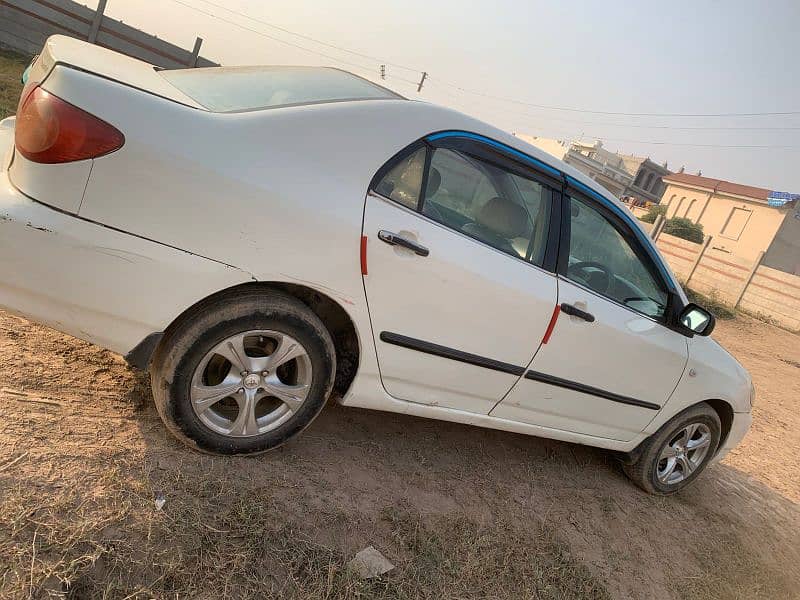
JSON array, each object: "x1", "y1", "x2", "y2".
[
  {"x1": 150, "y1": 290, "x2": 336, "y2": 455},
  {"x1": 623, "y1": 403, "x2": 721, "y2": 495}
]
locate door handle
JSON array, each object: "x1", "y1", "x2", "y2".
[
  {"x1": 560, "y1": 303, "x2": 595, "y2": 323},
  {"x1": 377, "y1": 230, "x2": 429, "y2": 257}
]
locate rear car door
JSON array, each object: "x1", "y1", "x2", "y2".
[
  {"x1": 361, "y1": 133, "x2": 560, "y2": 414},
  {"x1": 493, "y1": 181, "x2": 689, "y2": 441}
]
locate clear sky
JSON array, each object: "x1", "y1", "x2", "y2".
[{"x1": 96, "y1": 0, "x2": 799, "y2": 192}]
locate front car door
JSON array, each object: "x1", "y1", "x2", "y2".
[
  {"x1": 362, "y1": 133, "x2": 561, "y2": 414},
  {"x1": 493, "y1": 179, "x2": 689, "y2": 441}
]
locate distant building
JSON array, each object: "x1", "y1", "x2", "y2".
[
  {"x1": 618, "y1": 154, "x2": 672, "y2": 205},
  {"x1": 514, "y1": 135, "x2": 671, "y2": 202},
  {"x1": 565, "y1": 140, "x2": 634, "y2": 199},
  {"x1": 662, "y1": 172, "x2": 798, "y2": 264}
]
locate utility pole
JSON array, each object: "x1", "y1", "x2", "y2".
[
  {"x1": 88, "y1": 0, "x2": 108, "y2": 44},
  {"x1": 380, "y1": 64, "x2": 386, "y2": 80},
  {"x1": 417, "y1": 71, "x2": 427, "y2": 92}
]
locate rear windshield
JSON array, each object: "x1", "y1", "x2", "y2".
[{"x1": 159, "y1": 66, "x2": 401, "y2": 112}]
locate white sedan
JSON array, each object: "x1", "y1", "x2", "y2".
[{"x1": 0, "y1": 36, "x2": 753, "y2": 494}]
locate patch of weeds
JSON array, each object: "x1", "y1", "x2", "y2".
[
  {"x1": 0, "y1": 466, "x2": 611, "y2": 599},
  {"x1": 0, "y1": 48, "x2": 30, "y2": 120},
  {"x1": 684, "y1": 287, "x2": 736, "y2": 320},
  {"x1": 675, "y1": 507, "x2": 796, "y2": 600},
  {"x1": 678, "y1": 528, "x2": 795, "y2": 600},
  {"x1": 382, "y1": 507, "x2": 611, "y2": 600}
]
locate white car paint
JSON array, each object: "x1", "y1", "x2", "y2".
[
  {"x1": 493, "y1": 276, "x2": 689, "y2": 442},
  {"x1": 0, "y1": 122, "x2": 253, "y2": 354},
  {"x1": 362, "y1": 192, "x2": 557, "y2": 414},
  {"x1": 0, "y1": 36, "x2": 752, "y2": 462}
]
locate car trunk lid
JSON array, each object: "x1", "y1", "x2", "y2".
[{"x1": 7, "y1": 36, "x2": 205, "y2": 214}]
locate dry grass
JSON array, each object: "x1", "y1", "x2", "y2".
[
  {"x1": 0, "y1": 457, "x2": 609, "y2": 599},
  {"x1": 683, "y1": 286, "x2": 737, "y2": 320},
  {"x1": 675, "y1": 505, "x2": 795, "y2": 600},
  {"x1": 0, "y1": 48, "x2": 29, "y2": 120}
]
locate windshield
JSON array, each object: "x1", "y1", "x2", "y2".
[{"x1": 159, "y1": 66, "x2": 401, "y2": 113}]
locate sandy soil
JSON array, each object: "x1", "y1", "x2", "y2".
[{"x1": 0, "y1": 310, "x2": 798, "y2": 599}]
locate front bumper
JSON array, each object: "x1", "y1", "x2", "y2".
[{"x1": 711, "y1": 411, "x2": 753, "y2": 464}]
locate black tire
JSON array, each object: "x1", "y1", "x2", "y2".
[
  {"x1": 623, "y1": 403, "x2": 721, "y2": 495},
  {"x1": 149, "y1": 289, "x2": 335, "y2": 455}
]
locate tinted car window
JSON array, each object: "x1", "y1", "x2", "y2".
[
  {"x1": 567, "y1": 196, "x2": 668, "y2": 318},
  {"x1": 160, "y1": 66, "x2": 399, "y2": 112},
  {"x1": 374, "y1": 147, "x2": 427, "y2": 210},
  {"x1": 422, "y1": 148, "x2": 550, "y2": 264}
]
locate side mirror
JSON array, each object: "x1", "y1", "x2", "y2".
[{"x1": 678, "y1": 303, "x2": 715, "y2": 336}]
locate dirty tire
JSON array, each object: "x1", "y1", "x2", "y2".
[
  {"x1": 149, "y1": 289, "x2": 335, "y2": 455},
  {"x1": 623, "y1": 402, "x2": 721, "y2": 495}
]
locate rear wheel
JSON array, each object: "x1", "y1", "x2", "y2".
[
  {"x1": 623, "y1": 403, "x2": 721, "y2": 495},
  {"x1": 150, "y1": 290, "x2": 335, "y2": 454}
]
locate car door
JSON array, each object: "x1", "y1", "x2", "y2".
[
  {"x1": 493, "y1": 181, "x2": 689, "y2": 441},
  {"x1": 362, "y1": 133, "x2": 560, "y2": 414}
]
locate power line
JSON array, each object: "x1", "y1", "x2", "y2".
[
  {"x1": 513, "y1": 124, "x2": 800, "y2": 150},
  {"x1": 579, "y1": 138, "x2": 800, "y2": 150},
  {"x1": 167, "y1": 0, "x2": 378, "y2": 73},
  {"x1": 425, "y1": 77, "x2": 800, "y2": 118},
  {"x1": 449, "y1": 96, "x2": 800, "y2": 131},
  {"x1": 191, "y1": 0, "x2": 423, "y2": 73},
  {"x1": 165, "y1": 0, "x2": 800, "y2": 120}
]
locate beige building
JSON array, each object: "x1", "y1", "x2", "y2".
[
  {"x1": 661, "y1": 173, "x2": 796, "y2": 262},
  {"x1": 515, "y1": 135, "x2": 670, "y2": 202}
]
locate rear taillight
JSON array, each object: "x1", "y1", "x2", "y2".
[{"x1": 15, "y1": 86, "x2": 124, "y2": 164}]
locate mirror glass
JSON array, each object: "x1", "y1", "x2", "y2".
[{"x1": 681, "y1": 306, "x2": 712, "y2": 333}]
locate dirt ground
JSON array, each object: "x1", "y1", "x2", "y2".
[{"x1": 0, "y1": 309, "x2": 798, "y2": 599}]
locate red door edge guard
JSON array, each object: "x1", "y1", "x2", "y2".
[
  {"x1": 541, "y1": 304, "x2": 561, "y2": 344},
  {"x1": 360, "y1": 235, "x2": 368, "y2": 275}
]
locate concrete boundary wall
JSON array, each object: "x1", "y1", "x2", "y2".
[
  {"x1": 653, "y1": 232, "x2": 800, "y2": 331},
  {"x1": 0, "y1": 0, "x2": 216, "y2": 68}
]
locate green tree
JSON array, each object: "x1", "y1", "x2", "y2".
[
  {"x1": 639, "y1": 204, "x2": 667, "y2": 224},
  {"x1": 663, "y1": 217, "x2": 705, "y2": 243}
]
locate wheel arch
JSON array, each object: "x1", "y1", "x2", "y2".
[
  {"x1": 146, "y1": 281, "x2": 361, "y2": 398},
  {"x1": 704, "y1": 398, "x2": 734, "y2": 450},
  {"x1": 621, "y1": 397, "x2": 735, "y2": 465}
]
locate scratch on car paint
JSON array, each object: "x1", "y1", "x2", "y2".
[
  {"x1": 89, "y1": 247, "x2": 156, "y2": 264},
  {"x1": 0, "y1": 213, "x2": 54, "y2": 233},
  {"x1": 25, "y1": 222, "x2": 53, "y2": 233}
]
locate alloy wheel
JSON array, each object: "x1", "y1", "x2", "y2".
[
  {"x1": 190, "y1": 330, "x2": 312, "y2": 437},
  {"x1": 656, "y1": 422, "x2": 712, "y2": 485}
]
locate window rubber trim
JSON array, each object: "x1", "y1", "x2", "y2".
[{"x1": 427, "y1": 131, "x2": 562, "y2": 180}]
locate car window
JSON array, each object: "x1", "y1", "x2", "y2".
[
  {"x1": 160, "y1": 66, "x2": 398, "y2": 112},
  {"x1": 374, "y1": 147, "x2": 427, "y2": 210},
  {"x1": 422, "y1": 148, "x2": 550, "y2": 264},
  {"x1": 567, "y1": 196, "x2": 668, "y2": 319}
]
